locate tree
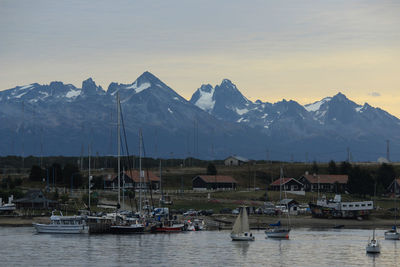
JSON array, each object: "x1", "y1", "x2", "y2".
[
  {"x1": 347, "y1": 166, "x2": 374, "y2": 197},
  {"x1": 63, "y1": 164, "x2": 82, "y2": 187},
  {"x1": 376, "y1": 163, "x2": 396, "y2": 189},
  {"x1": 207, "y1": 163, "x2": 217, "y2": 175},
  {"x1": 339, "y1": 161, "x2": 352, "y2": 174},
  {"x1": 29, "y1": 165, "x2": 45, "y2": 182},
  {"x1": 327, "y1": 160, "x2": 337, "y2": 174},
  {"x1": 311, "y1": 161, "x2": 318, "y2": 174}
]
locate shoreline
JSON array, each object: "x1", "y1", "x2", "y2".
[{"x1": 1, "y1": 215, "x2": 396, "y2": 230}]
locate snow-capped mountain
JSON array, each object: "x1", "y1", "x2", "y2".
[{"x1": 1, "y1": 72, "x2": 400, "y2": 161}]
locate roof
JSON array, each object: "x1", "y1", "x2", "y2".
[
  {"x1": 225, "y1": 155, "x2": 249, "y2": 162},
  {"x1": 270, "y1": 178, "x2": 303, "y2": 186},
  {"x1": 124, "y1": 170, "x2": 160, "y2": 182},
  {"x1": 387, "y1": 178, "x2": 400, "y2": 189},
  {"x1": 193, "y1": 175, "x2": 238, "y2": 184},
  {"x1": 13, "y1": 190, "x2": 57, "y2": 204},
  {"x1": 302, "y1": 174, "x2": 348, "y2": 184}
]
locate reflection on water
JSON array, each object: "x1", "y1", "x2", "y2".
[{"x1": 0, "y1": 228, "x2": 399, "y2": 266}]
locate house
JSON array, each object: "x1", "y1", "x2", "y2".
[
  {"x1": 104, "y1": 170, "x2": 160, "y2": 190},
  {"x1": 192, "y1": 175, "x2": 237, "y2": 190},
  {"x1": 298, "y1": 173, "x2": 348, "y2": 193},
  {"x1": 387, "y1": 178, "x2": 400, "y2": 195},
  {"x1": 224, "y1": 155, "x2": 249, "y2": 166},
  {"x1": 270, "y1": 178, "x2": 304, "y2": 191},
  {"x1": 13, "y1": 190, "x2": 58, "y2": 209},
  {"x1": 278, "y1": 199, "x2": 300, "y2": 214}
]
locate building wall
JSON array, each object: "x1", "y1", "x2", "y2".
[{"x1": 224, "y1": 157, "x2": 240, "y2": 166}]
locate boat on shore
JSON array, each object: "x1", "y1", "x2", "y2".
[
  {"x1": 33, "y1": 211, "x2": 88, "y2": 234},
  {"x1": 0, "y1": 196, "x2": 16, "y2": 214},
  {"x1": 151, "y1": 221, "x2": 185, "y2": 233},
  {"x1": 309, "y1": 194, "x2": 373, "y2": 219}
]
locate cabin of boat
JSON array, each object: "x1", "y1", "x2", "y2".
[{"x1": 33, "y1": 211, "x2": 88, "y2": 234}]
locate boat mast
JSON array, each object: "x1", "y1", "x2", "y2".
[
  {"x1": 117, "y1": 92, "x2": 121, "y2": 209},
  {"x1": 122, "y1": 166, "x2": 125, "y2": 210},
  {"x1": 139, "y1": 130, "x2": 142, "y2": 215},
  {"x1": 395, "y1": 179, "x2": 397, "y2": 228},
  {"x1": 160, "y1": 159, "x2": 163, "y2": 204},
  {"x1": 88, "y1": 144, "x2": 91, "y2": 210}
]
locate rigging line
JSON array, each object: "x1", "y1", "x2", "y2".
[
  {"x1": 141, "y1": 134, "x2": 155, "y2": 210},
  {"x1": 119, "y1": 102, "x2": 136, "y2": 210}
]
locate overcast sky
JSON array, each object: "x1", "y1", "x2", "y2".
[{"x1": 1, "y1": 0, "x2": 399, "y2": 115}]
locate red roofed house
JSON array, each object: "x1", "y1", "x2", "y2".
[
  {"x1": 270, "y1": 178, "x2": 304, "y2": 191},
  {"x1": 192, "y1": 175, "x2": 237, "y2": 190},
  {"x1": 387, "y1": 178, "x2": 400, "y2": 196},
  {"x1": 298, "y1": 173, "x2": 348, "y2": 193},
  {"x1": 104, "y1": 170, "x2": 160, "y2": 190}
]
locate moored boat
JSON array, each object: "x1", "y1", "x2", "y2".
[
  {"x1": 366, "y1": 229, "x2": 380, "y2": 253},
  {"x1": 231, "y1": 206, "x2": 254, "y2": 241},
  {"x1": 384, "y1": 178, "x2": 400, "y2": 240},
  {"x1": 33, "y1": 211, "x2": 88, "y2": 234}
]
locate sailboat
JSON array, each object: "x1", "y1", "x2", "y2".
[
  {"x1": 231, "y1": 206, "x2": 255, "y2": 241},
  {"x1": 265, "y1": 166, "x2": 291, "y2": 239},
  {"x1": 109, "y1": 92, "x2": 144, "y2": 234},
  {"x1": 366, "y1": 229, "x2": 381, "y2": 253},
  {"x1": 385, "y1": 178, "x2": 400, "y2": 240}
]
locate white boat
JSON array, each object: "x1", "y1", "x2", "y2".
[
  {"x1": 33, "y1": 211, "x2": 88, "y2": 234},
  {"x1": 266, "y1": 167, "x2": 291, "y2": 239},
  {"x1": 385, "y1": 178, "x2": 400, "y2": 240},
  {"x1": 366, "y1": 229, "x2": 380, "y2": 253},
  {"x1": 0, "y1": 196, "x2": 16, "y2": 213},
  {"x1": 231, "y1": 207, "x2": 255, "y2": 241}
]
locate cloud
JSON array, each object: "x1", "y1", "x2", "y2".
[{"x1": 369, "y1": 92, "x2": 381, "y2": 97}]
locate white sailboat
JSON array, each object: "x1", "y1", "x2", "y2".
[
  {"x1": 366, "y1": 229, "x2": 381, "y2": 253},
  {"x1": 231, "y1": 207, "x2": 255, "y2": 241},
  {"x1": 385, "y1": 178, "x2": 400, "y2": 240},
  {"x1": 265, "y1": 166, "x2": 290, "y2": 239}
]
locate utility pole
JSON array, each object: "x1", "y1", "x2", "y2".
[{"x1": 387, "y1": 140, "x2": 390, "y2": 162}]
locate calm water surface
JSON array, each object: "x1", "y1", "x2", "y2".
[{"x1": 0, "y1": 227, "x2": 398, "y2": 266}]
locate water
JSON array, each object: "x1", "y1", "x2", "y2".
[{"x1": 0, "y1": 227, "x2": 398, "y2": 266}]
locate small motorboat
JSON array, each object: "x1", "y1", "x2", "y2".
[{"x1": 366, "y1": 229, "x2": 381, "y2": 254}]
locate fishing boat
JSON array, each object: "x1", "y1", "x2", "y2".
[
  {"x1": 33, "y1": 211, "x2": 88, "y2": 234},
  {"x1": 231, "y1": 206, "x2": 254, "y2": 241},
  {"x1": 385, "y1": 178, "x2": 400, "y2": 240},
  {"x1": 265, "y1": 167, "x2": 290, "y2": 239},
  {"x1": 366, "y1": 229, "x2": 381, "y2": 253}
]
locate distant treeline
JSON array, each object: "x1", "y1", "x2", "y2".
[{"x1": 0, "y1": 155, "x2": 224, "y2": 172}]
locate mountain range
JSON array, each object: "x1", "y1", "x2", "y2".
[{"x1": 1, "y1": 71, "x2": 399, "y2": 162}]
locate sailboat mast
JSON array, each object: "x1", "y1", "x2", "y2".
[
  {"x1": 139, "y1": 130, "x2": 142, "y2": 214},
  {"x1": 88, "y1": 144, "x2": 91, "y2": 209},
  {"x1": 117, "y1": 92, "x2": 121, "y2": 208},
  {"x1": 160, "y1": 160, "x2": 163, "y2": 203},
  {"x1": 395, "y1": 179, "x2": 397, "y2": 227}
]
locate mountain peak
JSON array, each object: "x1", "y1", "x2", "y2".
[
  {"x1": 82, "y1": 77, "x2": 104, "y2": 96},
  {"x1": 332, "y1": 92, "x2": 349, "y2": 101}
]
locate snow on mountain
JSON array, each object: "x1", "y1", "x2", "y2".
[
  {"x1": 191, "y1": 84, "x2": 215, "y2": 112},
  {"x1": 2, "y1": 73, "x2": 400, "y2": 161},
  {"x1": 304, "y1": 97, "x2": 332, "y2": 112}
]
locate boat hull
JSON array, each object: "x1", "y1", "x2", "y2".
[
  {"x1": 110, "y1": 225, "x2": 144, "y2": 234},
  {"x1": 153, "y1": 226, "x2": 183, "y2": 233},
  {"x1": 265, "y1": 229, "x2": 290, "y2": 239},
  {"x1": 384, "y1": 231, "x2": 400, "y2": 240},
  {"x1": 366, "y1": 245, "x2": 380, "y2": 253},
  {"x1": 231, "y1": 233, "x2": 255, "y2": 241},
  {"x1": 33, "y1": 223, "x2": 88, "y2": 234}
]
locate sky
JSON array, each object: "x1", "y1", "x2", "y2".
[{"x1": 1, "y1": 0, "x2": 400, "y2": 116}]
